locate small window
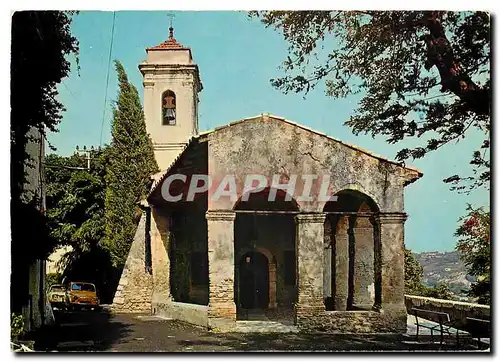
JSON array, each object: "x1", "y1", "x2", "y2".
[
  {"x1": 283, "y1": 251, "x2": 296, "y2": 286},
  {"x1": 162, "y1": 90, "x2": 176, "y2": 125}
]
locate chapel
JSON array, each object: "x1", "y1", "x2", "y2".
[{"x1": 111, "y1": 26, "x2": 422, "y2": 333}]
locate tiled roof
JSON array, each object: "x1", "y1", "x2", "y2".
[
  {"x1": 146, "y1": 27, "x2": 191, "y2": 52},
  {"x1": 147, "y1": 36, "x2": 187, "y2": 51}
]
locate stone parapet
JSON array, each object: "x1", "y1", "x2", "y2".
[
  {"x1": 405, "y1": 294, "x2": 490, "y2": 329},
  {"x1": 295, "y1": 310, "x2": 407, "y2": 333}
]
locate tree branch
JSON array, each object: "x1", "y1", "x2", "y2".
[{"x1": 422, "y1": 11, "x2": 490, "y2": 115}]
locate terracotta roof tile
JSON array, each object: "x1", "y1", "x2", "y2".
[
  {"x1": 146, "y1": 27, "x2": 190, "y2": 52},
  {"x1": 147, "y1": 36, "x2": 187, "y2": 51}
]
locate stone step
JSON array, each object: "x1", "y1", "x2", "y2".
[{"x1": 235, "y1": 321, "x2": 299, "y2": 333}]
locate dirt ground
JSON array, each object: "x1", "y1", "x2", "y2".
[{"x1": 32, "y1": 309, "x2": 487, "y2": 352}]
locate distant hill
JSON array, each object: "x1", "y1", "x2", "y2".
[{"x1": 414, "y1": 251, "x2": 476, "y2": 298}]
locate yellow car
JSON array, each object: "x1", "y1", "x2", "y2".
[
  {"x1": 67, "y1": 282, "x2": 100, "y2": 311},
  {"x1": 48, "y1": 284, "x2": 68, "y2": 310}
]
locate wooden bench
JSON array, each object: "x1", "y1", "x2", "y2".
[
  {"x1": 464, "y1": 317, "x2": 490, "y2": 349},
  {"x1": 411, "y1": 308, "x2": 468, "y2": 346}
]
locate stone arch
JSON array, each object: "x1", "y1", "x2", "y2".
[
  {"x1": 318, "y1": 183, "x2": 380, "y2": 213},
  {"x1": 232, "y1": 187, "x2": 301, "y2": 212},
  {"x1": 322, "y1": 189, "x2": 379, "y2": 311},
  {"x1": 233, "y1": 187, "x2": 298, "y2": 314},
  {"x1": 161, "y1": 89, "x2": 176, "y2": 125}
]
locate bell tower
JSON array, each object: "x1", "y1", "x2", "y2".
[{"x1": 139, "y1": 25, "x2": 202, "y2": 170}]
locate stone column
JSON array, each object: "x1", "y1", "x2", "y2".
[
  {"x1": 376, "y1": 212, "x2": 407, "y2": 332},
  {"x1": 334, "y1": 216, "x2": 349, "y2": 311},
  {"x1": 206, "y1": 210, "x2": 236, "y2": 331},
  {"x1": 269, "y1": 262, "x2": 277, "y2": 309},
  {"x1": 352, "y1": 216, "x2": 375, "y2": 307},
  {"x1": 294, "y1": 213, "x2": 326, "y2": 326},
  {"x1": 323, "y1": 217, "x2": 333, "y2": 308}
]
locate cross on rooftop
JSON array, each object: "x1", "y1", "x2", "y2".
[{"x1": 167, "y1": 12, "x2": 175, "y2": 38}]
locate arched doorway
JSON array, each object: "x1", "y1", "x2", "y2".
[
  {"x1": 233, "y1": 187, "x2": 299, "y2": 320},
  {"x1": 238, "y1": 251, "x2": 269, "y2": 309}
]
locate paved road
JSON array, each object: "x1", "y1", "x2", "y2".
[{"x1": 36, "y1": 309, "x2": 486, "y2": 352}]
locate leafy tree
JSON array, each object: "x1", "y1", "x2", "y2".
[
  {"x1": 46, "y1": 151, "x2": 108, "y2": 253},
  {"x1": 404, "y1": 247, "x2": 424, "y2": 295},
  {"x1": 10, "y1": 11, "x2": 79, "y2": 313},
  {"x1": 455, "y1": 205, "x2": 490, "y2": 304},
  {"x1": 45, "y1": 150, "x2": 118, "y2": 303},
  {"x1": 45, "y1": 273, "x2": 62, "y2": 288},
  {"x1": 404, "y1": 248, "x2": 454, "y2": 300},
  {"x1": 422, "y1": 283, "x2": 453, "y2": 300},
  {"x1": 103, "y1": 60, "x2": 159, "y2": 267},
  {"x1": 252, "y1": 11, "x2": 490, "y2": 192}
]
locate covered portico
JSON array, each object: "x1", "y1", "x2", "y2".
[{"x1": 116, "y1": 114, "x2": 422, "y2": 333}]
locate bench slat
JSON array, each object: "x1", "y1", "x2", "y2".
[{"x1": 411, "y1": 308, "x2": 451, "y2": 323}]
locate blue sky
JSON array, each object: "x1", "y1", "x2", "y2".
[{"x1": 49, "y1": 11, "x2": 490, "y2": 253}]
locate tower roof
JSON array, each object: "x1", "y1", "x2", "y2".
[{"x1": 146, "y1": 26, "x2": 192, "y2": 59}]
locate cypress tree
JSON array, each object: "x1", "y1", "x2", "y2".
[{"x1": 103, "y1": 60, "x2": 159, "y2": 267}]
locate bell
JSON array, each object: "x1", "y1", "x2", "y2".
[{"x1": 164, "y1": 107, "x2": 176, "y2": 123}]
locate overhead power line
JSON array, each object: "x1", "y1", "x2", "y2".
[{"x1": 99, "y1": 11, "x2": 116, "y2": 147}]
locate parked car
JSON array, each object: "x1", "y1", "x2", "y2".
[
  {"x1": 66, "y1": 282, "x2": 100, "y2": 311},
  {"x1": 47, "y1": 284, "x2": 68, "y2": 310}
]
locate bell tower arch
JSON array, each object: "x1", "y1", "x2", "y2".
[{"x1": 139, "y1": 26, "x2": 203, "y2": 170}]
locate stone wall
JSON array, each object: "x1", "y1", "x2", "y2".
[
  {"x1": 405, "y1": 294, "x2": 490, "y2": 329},
  {"x1": 297, "y1": 310, "x2": 407, "y2": 334},
  {"x1": 207, "y1": 115, "x2": 421, "y2": 213},
  {"x1": 150, "y1": 207, "x2": 173, "y2": 309},
  {"x1": 155, "y1": 301, "x2": 208, "y2": 327},
  {"x1": 111, "y1": 214, "x2": 153, "y2": 313}
]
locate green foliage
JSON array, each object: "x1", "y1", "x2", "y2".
[
  {"x1": 404, "y1": 247, "x2": 424, "y2": 294},
  {"x1": 45, "y1": 273, "x2": 62, "y2": 288},
  {"x1": 10, "y1": 11, "x2": 79, "y2": 313},
  {"x1": 45, "y1": 149, "x2": 118, "y2": 303},
  {"x1": 404, "y1": 248, "x2": 454, "y2": 300},
  {"x1": 421, "y1": 283, "x2": 454, "y2": 300},
  {"x1": 11, "y1": 313, "x2": 25, "y2": 341},
  {"x1": 11, "y1": 11, "x2": 79, "y2": 200},
  {"x1": 46, "y1": 150, "x2": 109, "y2": 254},
  {"x1": 171, "y1": 247, "x2": 191, "y2": 302},
  {"x1": 103, "y1": 60, "x2": 159, "y2": 267},
  {"x1": 455, "y1": 205, "x2": 490, "y2": 304},
  {"x1": 252, "y1": 11, "x2": 490, "y2": 193}
]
